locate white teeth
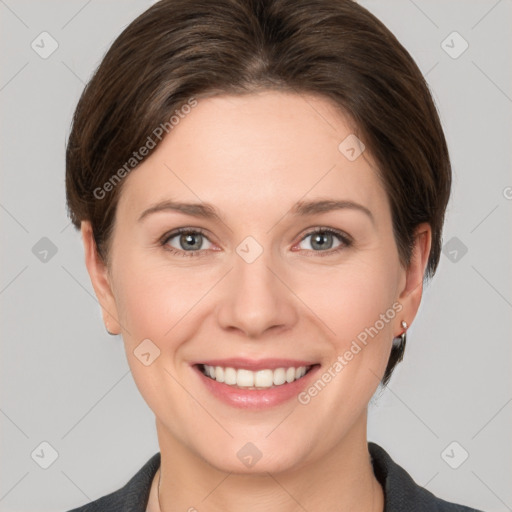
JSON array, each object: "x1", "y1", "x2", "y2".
[
  {"x1": 201, "y1": 364, "x2": 310, "y2": 389},
  {"x1": 254, "y1": 369, "x2": 273, "y2": 387},
  {"x1": 273, "y1": 368, "x2": 286, "y2": 385},
  {"x1": 215, "y1": 366, "x2": 224, "y2": 383},
  {"x1": 237, "y1": 369, "x2": 254, "y2": 387},
  {"x1": 224, "y1": 367, "x2": 237, "y2": 385}
]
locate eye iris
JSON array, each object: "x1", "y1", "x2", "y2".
[
  {"x1": 181, "y1": 233, "x2": 202, "y2": 250},
  {"x1": 311, "y1": 232, "x2": 333, "y2": 250}
]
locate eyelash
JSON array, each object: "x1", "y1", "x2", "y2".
[{"x1": 159, "y1": 227, "x2": 353, "y2": 258}]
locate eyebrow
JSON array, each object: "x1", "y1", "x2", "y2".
[{"x1": 137, "y1": 198, "x2": 374, "y2": 225}]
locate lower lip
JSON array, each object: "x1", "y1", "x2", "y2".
[{"x1": 193, "y1": 365, "x2": 320, "y2": 409}]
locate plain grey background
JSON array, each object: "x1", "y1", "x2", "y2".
[{"x1": 1, "y1": 1, "x2": 511, "y2": 511}]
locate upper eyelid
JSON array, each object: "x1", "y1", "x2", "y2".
[{"x1": 160, "y1": 227, "x2": 211, "y2": 248}]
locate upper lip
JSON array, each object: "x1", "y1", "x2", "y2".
[{"x1": 193, "y1": 358, "x2": 318, "y2": 371}]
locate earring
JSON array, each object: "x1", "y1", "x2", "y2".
[{"x1": 394, "y1": 320, "x2": 408, "y2": 362}]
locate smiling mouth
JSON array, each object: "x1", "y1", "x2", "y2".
[{"x1": 198, "y1": 364, "x2": 316, "y2": 390}]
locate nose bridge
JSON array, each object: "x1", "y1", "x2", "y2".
[
  {"x1": 216, "y1": 235, "x2": 297, "y2": 337},
  {"x1": 236, "y1": 241, "x2": 277, "y2": 295}
]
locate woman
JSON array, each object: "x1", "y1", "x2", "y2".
[{"x1": 64, "y1": 0, "x2": 484, "y2": 510}]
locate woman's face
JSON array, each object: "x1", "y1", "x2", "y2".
[{"x1": 84, "y1": 91, "x2": 429, "y2": 473}]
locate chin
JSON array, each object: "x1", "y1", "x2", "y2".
[{"x1": 194, "y1": 435, "x2": 312, "y2": 476}]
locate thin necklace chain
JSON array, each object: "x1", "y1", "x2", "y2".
[
  {"x1": 156, "y1": 467, "x2": 380, "y2": 512},
  {"x1": 157, "y1": 469, "x2": 162, "y2": 512}
]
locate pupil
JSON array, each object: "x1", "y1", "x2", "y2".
[
  {"x1": 182, "y1": 233, "x2": 201, "y2": 250},
  {"x1": 313, "y1": 232, "x2": 332, "y2": 250}
]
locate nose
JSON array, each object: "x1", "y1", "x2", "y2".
[{"x1": 216, "y1": 247, "x2": 299, "y2": 339}]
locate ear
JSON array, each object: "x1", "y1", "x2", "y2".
[
  {"x1": 81, "y1": 221, "x2": 122, "y2": 335},
  {"x1": 396, "y1": 222, "x2": 432, "y2": 335}
]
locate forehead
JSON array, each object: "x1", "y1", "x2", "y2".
[{"x1": 117, "y1": 91, "x2": 388, "y2": 222}]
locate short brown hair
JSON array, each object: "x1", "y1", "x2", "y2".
[{"x1": 65, "y1": 0, "x2": 451, "y2": 386}]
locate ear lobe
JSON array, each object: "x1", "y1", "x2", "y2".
[
  {"x1": 80, "y1": 221, "x2": 122, "y2": 335},
  {"x1": 397, "y1": 222, "x2": 432, "y2": 326}
]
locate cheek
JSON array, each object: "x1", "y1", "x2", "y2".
[
  {"x1": 112, "y1": 257, "x2": 231, "y2": 397},
  {"x1": 112, "y1": 258, "x2": 208, "y2": 414},
  {"x1": 298, "y1": 258, "x2": 399, "y2": 340},
  {"x1": 113, "y1": 255, "x2": 211, "y2": 341}
]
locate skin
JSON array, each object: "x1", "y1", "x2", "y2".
[{"x1": 82, "y1": 91, "x2": 431, "y2": 512}]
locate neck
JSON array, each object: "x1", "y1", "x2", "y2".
[{"x1": 152, "y1": 411, "x2": 384, "y2": 512}]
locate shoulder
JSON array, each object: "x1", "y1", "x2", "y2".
[
  {"x1": 64, "y1": 452, "x2": 161, "y2": 512},
  {"x1": 368, "y1": 442, "x2": 485, "y2": 512}
]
